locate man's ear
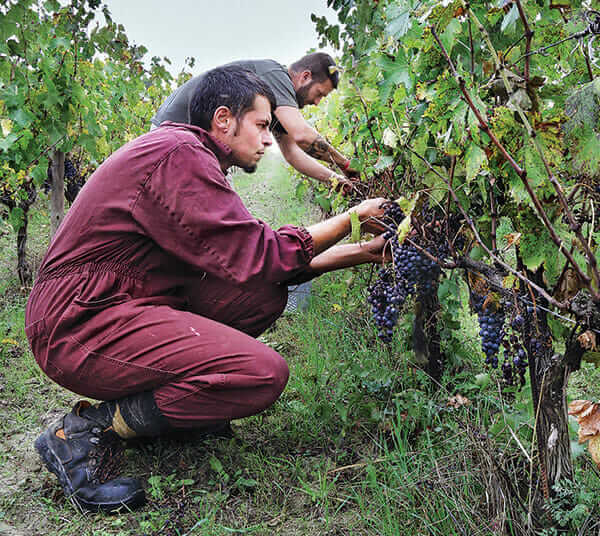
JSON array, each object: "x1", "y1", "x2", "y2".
[
  {"x1": 212, "y1": 106, "x2": 234, "y2": 133},
  {"x1": 300, "y1": 70, "x2": 312, "y2": 85}
]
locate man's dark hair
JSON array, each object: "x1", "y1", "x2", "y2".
[
  {"x1": 189, "y1": 66, "x2": 276, "y2": 130},
  {"x1": 289, "y1": 52, "x2": 339, "y2": 89}
]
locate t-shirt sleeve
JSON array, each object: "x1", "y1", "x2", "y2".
[
  {"x1": 131, "y1": 142, "x2": 314, "y2": 284},
  {"x1": 151, "y1": 76, "x2": 202, "y2": 126},
  {"x1": 260, "y1": 67, "x2": 298, "y2": 109}
]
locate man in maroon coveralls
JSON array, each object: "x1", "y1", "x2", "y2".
[{"x1": 26, "y1": 66, "x2": 388, "y2": 512}]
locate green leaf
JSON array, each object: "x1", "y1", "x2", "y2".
[
  {"x1": 208, "y1": 455, "x2": 224, "y2": 474},
  {"x1": 43, "y1": 0, "x2": 60, "y2": 11},
  {"x1": 519, "y1": 232, "x2": 545, "y2": 272},
  {"x1": 315, "y1": 192, "x2": 331, "y2": 212},
  {"x1": 385, "y1": 5, "x2": 411, "y2": 38},
  {"x1": 295, "y1": 179, "x2": 308, "y2": 202},
  {"x1": 10, "y1": 108, "x2": 35, "y2": 128},
  {"x1": 500, "y1": 3, "x2": 519, "y2": 33},
  {"x1": 350, "y1": 210, "x2": 361, "y2": 243},
  {"x1": 524, "y1": 143, "x2": 546, "y2": 188},
  {"x1": 8, "y1": 206, "x2": 24, "y2": 232},
  {"x1": 0, "y1": 133, "x2": 19, "y2": 152},
  {"x1": 31, "y1": 159, "x2": 49, "y2": 188},
  {"x1": 440, "y1": 18, "x2": 462, "y2": 53},
  {"x1": 374, "y1": 155, "x2": 394, "y2": 170},
  {"x1": 465, "y1": 143, "x2": 486, "y2": 182},
  {"x1": 376, "y1": 52, "x2": 413, "y2": 97}
]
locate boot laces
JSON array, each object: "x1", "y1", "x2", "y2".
[{"x1": 88, "y1": 429, "x2": 125, "y2": 484}]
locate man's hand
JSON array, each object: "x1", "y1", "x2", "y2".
[
  {"x1": 330, "y1": 174, "x2": 358, "y2": 196},
  {"x1": 342, "y1": 163, "x2": 361, "y2": 181},
  {"x1": 363, "y1": 234, "x2": 392, "y2": 263},
  {"x1": 352, "y1": 197, "x2": 388, "y2": 235}
]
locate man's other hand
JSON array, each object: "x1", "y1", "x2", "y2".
[{"x1": 353, "y1": 197, "x2": 388, "y2": 234}]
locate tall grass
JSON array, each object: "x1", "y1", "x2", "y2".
[{"x1": 0, "y1": 154, "x2": 599, "y2": 535}]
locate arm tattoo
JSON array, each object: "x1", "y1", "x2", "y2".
[{"x1": 305, "y1": 135, "x2": 334, "y2": 162}]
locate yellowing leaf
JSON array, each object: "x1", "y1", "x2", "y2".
[
  {"x1": 503, "y1": 232, "x2": 521, "y2": 248},
  {"x1": 396, "y1": 215, "x2": 411, "y2": 243},
  {"x1": 350, "y1": 210, "x2": 361, "y2": 243},
  {"x1": 1, "y1": 119, "x2": 13, "y2": 137},
  {"x1": 331, "y1": 303, "x2": 342, "y2": 313},
  {"x1": 465, "y1": 143, "x2": 487, "y2": 182},
  {"x1": 394, "y1": 195, "x2": 417, "y2": 215}
]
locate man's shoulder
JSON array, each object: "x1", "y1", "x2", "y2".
[{"x1": 226, "y1": 58, "x2": 284, "y2": 74}]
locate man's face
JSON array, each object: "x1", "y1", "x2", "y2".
[
  {"x1": 227, "y1": 96, "x2": 273, "y2": 173},
  {"x1": 295, "y1": 77, "x2": 334, "y2": 108}
]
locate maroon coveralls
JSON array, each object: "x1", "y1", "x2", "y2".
[{"x1": 25, "y1": 123, "x2": 315, "y2": 428}]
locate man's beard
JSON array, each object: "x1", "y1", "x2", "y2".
[
  {"x1": 232, "y1": 155, "x2": 257, "y2": 173},
  {"x1": 295, "y1": 83, "x2": 313, "y2": 109}
]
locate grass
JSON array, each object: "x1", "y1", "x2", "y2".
[{"x1": 1, "y1": 149, "x2": 600, "y2": 535}]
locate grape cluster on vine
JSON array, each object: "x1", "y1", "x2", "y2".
[
  {"x1": 471, "y1": 292, "x2": 505, "y2": 369},
  {"x1": 470, "y1": 292, "x2": 535, "y2": 387},
  {"x1": 367, "y1": 202, "x2": 447, "y2": 342},
  {"x1": 45, "y1": 158, "x2": 86, "y2": 203}
]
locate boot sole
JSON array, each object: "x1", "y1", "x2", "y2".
[{"x1": 34, "y1": 432, "x2": 146, "y2": 512}]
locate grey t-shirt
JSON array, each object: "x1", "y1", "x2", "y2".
[{"x1": 150, "y1": 59, "x2": 298, "y2": 129}]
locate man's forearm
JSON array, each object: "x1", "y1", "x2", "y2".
[
  {"x1": 309, "y1": 242, "x2": 382, "y2": 274},
  {"x1": 278, "y1": 133, "x2": 340, "y2": 184},
  {"x1": 301, "y1": 133, "x2": 349, "y2": 169},
  {"x1": 306, "y1": 211, "x2": 353, "y2": 255}
]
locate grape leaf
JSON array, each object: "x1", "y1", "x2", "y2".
[
  {"x1": 440, "y1": 18, "x2": 462, "y2": 54},
  {"x1": 385, "y1": 4, "x2": 411, "y2": 38},
  {"x1": 465, "y1": 143, "x2": 487, "y2": 182},
  {"x1": 500, "y1": 3, "x2": 519, "y2": 33},
  {"x1": 350, "y1": 210, "x2": 361, "y2": 243}
]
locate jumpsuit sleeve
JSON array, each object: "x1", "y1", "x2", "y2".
[{"x1": 131, "y1": 142, "x2": 314, "y2": 284}]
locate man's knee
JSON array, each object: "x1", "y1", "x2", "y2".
[{"x1": 265, "y1": 349, "x2": 289, "y2": 400}]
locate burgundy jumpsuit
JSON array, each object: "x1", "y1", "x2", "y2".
[{"x1": 25, "y1": 123, "x2": 315, "y2": 428}]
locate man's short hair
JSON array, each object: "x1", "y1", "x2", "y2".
[
  {"x1": 289, "y1": 52, "x2": 339, "y2": 89},
  {"x1": 189, "y1": 66, "x2": 277, "y2": 131}
]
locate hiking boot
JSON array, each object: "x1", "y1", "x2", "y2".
[{"x1": 34, "y1": 401, "x2": 145, "y2": 512}]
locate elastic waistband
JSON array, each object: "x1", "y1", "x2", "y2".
[{"x1": 36, "y1": 261, "x2": 145, "y2": 283}]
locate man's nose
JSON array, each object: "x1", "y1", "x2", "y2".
[{"x1": 263, "y1": 131, "x2": 273, "y2": 146}]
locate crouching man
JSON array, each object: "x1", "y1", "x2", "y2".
[{"x1": 25, "y1": 66, "x2": 388, "y2": 512}]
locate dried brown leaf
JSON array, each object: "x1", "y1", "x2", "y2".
[
  {"x1": 447, "y1": 394, "x2": 471, "y2": 408},
  {"x1": 568, "y1": 399, "x2": 600, "y2": 443},
  {"x1": 503, "y1": 232, "x2": 522, "y2": 248},
  {"x1": 590, "y1": 436, "x2": 600, "y2": 468},
  {"x1": 578, "y1": 331, "x2": 597, "y2": 351}
]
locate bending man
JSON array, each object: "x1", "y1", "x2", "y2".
[
  {"x1": 26, "y1": 66, "x2": 387, "y2": 513},
  {"x1": 152, "y1": 53, "x2": 358, "y2": 192}
]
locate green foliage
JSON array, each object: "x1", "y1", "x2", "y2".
[
  {"x1": 0, "y1": 0, "x2": 178, "y2": 279},
  {"x1": 314, "y1": 0, "x2": 600, "y2": 344}
]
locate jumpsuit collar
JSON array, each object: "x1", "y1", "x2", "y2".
[{"x1": 160, "y1": 121, "x2": 233, "y2": 162}]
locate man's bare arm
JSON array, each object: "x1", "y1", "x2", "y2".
[
  {"x1": 276, "y1": 131, "x2": 350, "y2": 189},
  {"x1": 275, "y1": 106, "x2": 355, "y2": 174}
]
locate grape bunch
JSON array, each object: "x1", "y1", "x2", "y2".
[
  {"x1": 367, "y1": 267, "x2": 406, "y2": 342},
  {"x1": 367, "y1": 202, "x2": 447, "y2": 342},
  {"x1": 504, "y1": 313, "x2": 528, "y2": 386},
  {"x1": 45, "y1": 158, "x2": 86, "y2": 202},
  {"x1": 471, "y1": 292, "x2": 505, "y2": 369}
]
